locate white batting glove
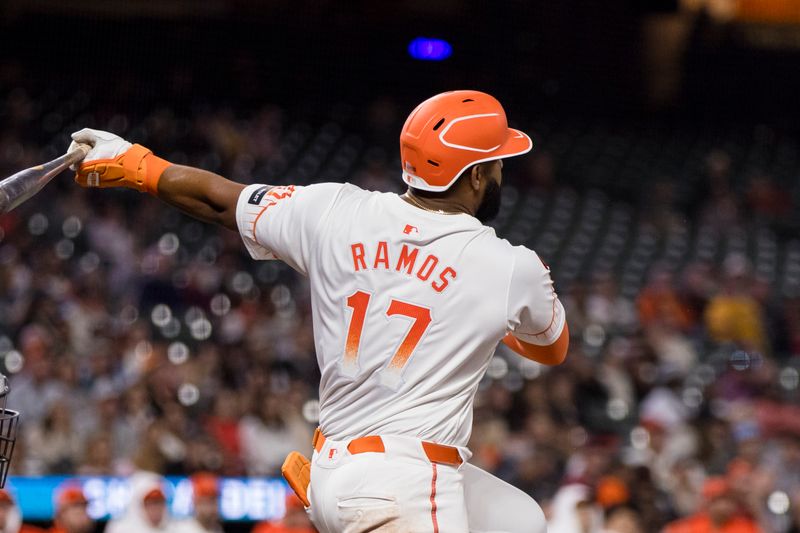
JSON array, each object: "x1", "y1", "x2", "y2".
[
  {"x1": 68, "y1": 128, "x2": 132, "y2": 171},
  {"x1": 69, "y1": 129, "x2": 171, "y2": 193}
]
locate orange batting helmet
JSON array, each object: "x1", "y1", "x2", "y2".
[{"x1": 400, "y1": 90, "x2": 532, "y2": 192}]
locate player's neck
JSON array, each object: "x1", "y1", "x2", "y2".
[{"x1": 401, "y1": 190, "x2": 472, "y2": 216}]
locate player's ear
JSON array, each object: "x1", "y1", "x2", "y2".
[{"x1": 469, "y1": 164, "x2": 482, "y2": 192}]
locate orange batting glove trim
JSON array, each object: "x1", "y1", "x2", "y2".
[
  {"x1": 502, "y1": 323, "x2": 569, "y2": 366},
  {"x1": 75, "y1": 144, "x2": 172, "y2": 195}
]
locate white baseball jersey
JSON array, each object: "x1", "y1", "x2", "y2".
[{"x1": 236, "y1": 182, "x2": 565, "y2": 448}]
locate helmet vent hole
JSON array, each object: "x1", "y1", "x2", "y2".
[
  {"x1": 427, "y1": 160, "x2": 440, "y2": 167},
  {"x1": 462, "y1": 98, "x2": 474, "y2": 102},
  {"x1": 432, "y1": 118, "x2": 445, "y2": 131}
]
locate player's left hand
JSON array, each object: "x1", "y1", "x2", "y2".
[
  {"x1": 69, "y1": 128, "x2": 132, "y2": 170},
  {"x1": 68, "y1": 128, "x2": 171, "y2": 194}
]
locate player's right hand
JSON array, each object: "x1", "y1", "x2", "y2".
[{"x1": 68, "y1": 128, "x2": 171, "y2": 194}]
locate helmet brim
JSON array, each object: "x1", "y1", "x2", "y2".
[{"x1": 495, "y1": 127, "x2": 533, "y2": 159}]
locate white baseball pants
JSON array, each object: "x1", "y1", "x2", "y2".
[{"x1": 307, "y1": 434, "x2": 546, "y2": 533}]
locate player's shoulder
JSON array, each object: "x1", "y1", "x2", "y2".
[
  {"x1": 300, "y1": 181, "x2": 351, "y2": 198},
  {"x1": 470, "y1": 226, "x2": 515, "y2": 256},
  {"x1": 449, "y1": 228, "x2": 533, "y2": 280},
  {"x1": 282, "y1": 182, "x2": 355, "y2": 213},
  {"x1": 323, "y1": 183, "x2": 412, "y2": 214},
  {"x1": 474, "y1": 229, "x2": 544, "y2": 265},
  {"x1": 308, "y1": 181, "x2": 375, "y2": 204},
  {"x1": 508, "y1": 243, "x2": 551, "y2": 281}
]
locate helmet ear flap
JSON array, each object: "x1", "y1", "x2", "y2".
[{"x1": 402, "y1": 145, "x2": 420, "y2": 174}]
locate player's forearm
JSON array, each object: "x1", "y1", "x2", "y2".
[
  {"x1": 68, "y1": 130, "x2": 246, "y2": 231},
  {"x1": 155, "y1": 165, "x2": 246, "y2": 231}
]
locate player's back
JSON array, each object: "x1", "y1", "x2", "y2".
[
  {"x1": 306, "y1": 184, "x2": 520, "y2": 447},
  {"x1": 237, "y1": 181, "x2": 559, "y2": 449}
]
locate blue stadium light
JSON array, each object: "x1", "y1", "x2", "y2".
[{"x1": 408, "y1": 37, "x2": 452, "y2": 61}]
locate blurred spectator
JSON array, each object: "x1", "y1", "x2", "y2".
[
  {"x1": 666, "y1": 457, "x2": 706, "y2": 516},
  {"x1": 601, "y1": 504, "x2": 643, "y2": 533},
  {"x1": 0, "y1": 490, "x2": 44, "y2": 533},
  {"x1": 77, "y1": 379, "x2": 139, "y2": 466},
  {"x1": 638, "y1": 269, "x2": 694, "y2": 332},
  {"x1": 49, "y1": 486, "x2": 93, "y2": 533},
  {"x1": 204, "y1": 391, "x2": 244, "y2": 476},
  {"x1": 239, "y1": 393, "x2": 311, "y2": 477},
  {"x1": 585, "y1": 274, "x2": 637, "y2": 334},
  {"x1": 662, "y1": 478, "x2": 762, "y2": 533},
  {"x1": 637, "y1": 266, "x2": 700, "y2": 379},
  {"x1": 251, "y1": 494, "x2": 314, "y2": 533},
  {"x1": 705, "y1": 255, "x2": 768, "y2": 355},
  {"x1": 548, "y1": 484, "x2": 603, "y2": 533},
  {"x1": 595, "y1": 476, "x2": 630, "y2": 510},
  {"x1": 679, "y1": 262, "x2": 715, "y2": 325},
  {"x1": 174, "y1": 473, "x2": 222, "y2": 533},
  {"x1": 76, "y1": 432, "x2": 114, "y2": 476},
  {"x1": 9, "y1": 327, "x2": 66, "y2": 426},
  {"x1": 597, "y1": 340, "x2": 637, "y2": 421},
  {"x1": 637, "y1": 403, "x2": 698, "y2": 495},
  {"x1": 562, "y1": 282, "x2": 590, "y2": 334},
  {"x1": 24, "y1": 401, "x2": 82, "y2": 475},
  {"x1": 105, "y1": 473, "x2": 173, "y2": 533}
]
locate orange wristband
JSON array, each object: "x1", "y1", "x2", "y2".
[{"x1": 121, "y1": 144, "x2": 172, "y2": 195}]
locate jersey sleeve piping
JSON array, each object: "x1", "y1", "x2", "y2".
[
  {"x1": 514, "y1": 300, "x2": 566, "y2": 346},
  {"x1": 517, "y1": 298, "x2": 558, "y2": 337}
]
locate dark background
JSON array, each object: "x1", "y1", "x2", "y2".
[{"x1": 2, "y1": 0, "x2": 799, "y2": 119}]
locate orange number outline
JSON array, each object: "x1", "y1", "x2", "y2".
[
  {"x1": 342, "y1": 289, "x2": 372, "y2": 376},
  {"x1": 341, "y1": 290, "x2": 433, "y2": 387},
  {"x1": 384, "y1": 299, "x2": 432, "y2": 372}
]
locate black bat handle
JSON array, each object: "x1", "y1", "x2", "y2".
[{"x1": 0, "y1": 146, "x2": 89, "y2": 215}]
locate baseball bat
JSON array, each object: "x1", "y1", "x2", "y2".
[{"x1": 0, "y1": 144, "x2": 91, "y2": 214}]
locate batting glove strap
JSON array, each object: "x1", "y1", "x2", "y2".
[{"x1": 75, "y1": 144, "x2": 172, "y2": 195}]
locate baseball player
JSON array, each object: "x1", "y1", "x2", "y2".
[
  {"x1": 69, "y1": 90, "x2": 569, "y2": 533},
  {"x1": 48, "y1": 486, "x2": 94, "y2": 533}
]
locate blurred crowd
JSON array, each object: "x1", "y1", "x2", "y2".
[
  {"x1": 0, "y1": 475, "x2": 315, "y2": 533},
  {"x1": 0, "y1": 88, "x2": 799, "y2": 533}
]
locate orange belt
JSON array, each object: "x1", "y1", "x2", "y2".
[{"x1": 313, "y1": 428, "x2": 463, "y2": 467}]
